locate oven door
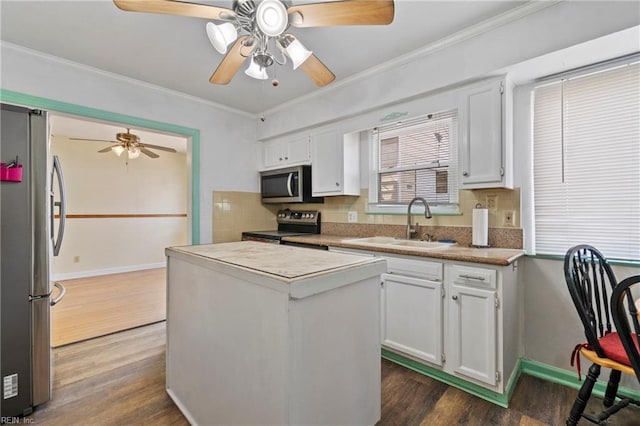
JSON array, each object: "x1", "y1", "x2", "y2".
[{"x1": 260, "y1": 167, "x2": 301, "y2": 203}]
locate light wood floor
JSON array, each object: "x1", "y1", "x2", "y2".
[
  {"x1": 29, "y1": 322, "x2": 640, "y2": 425},
  {"x1": 52, "y1": 268, "x2": 166, "y2": 347}
]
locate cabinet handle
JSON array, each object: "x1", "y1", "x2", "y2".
[
  {"x1": 279, "y1": 157, "x2": 283, "y2": 161},
  {"x1": 460, "y1": 274, "x2": 485, "y2": 281},
  {"x1": 335, "y1": 182, "x2": 340, "y2": 187},
  {"x1": 452, "y1": 295, "x2": 458, "y2": 300},
  {"x1": 285, "y1": 157, "x2": 288, "y2": 160},
  {"x1": 462, "y1": 171, "x2": 469, "y2": 177}
]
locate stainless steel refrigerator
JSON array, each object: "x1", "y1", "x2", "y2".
[{"x1": 1, "y1": 103, "x2": 66, "y2": 417}]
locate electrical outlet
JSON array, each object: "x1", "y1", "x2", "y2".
[
  {"x1": 73, "y1": 256, "x2": 80, "y2": 263},
  {"x1": 347, "y1": 211, "x2": 358, "y2": 223},
  {"x1": 486, "y1": 195, "x2": 498, "y2": 211},
  {"x1": 503, "y1": 210, "x2": 515, "y2": 227}
]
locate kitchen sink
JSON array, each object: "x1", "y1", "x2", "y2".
[
  {"x1": 344, "y1": 236, "x2": 454, "y2": 250},
  {"x1": 389, "y1": 240, "x2": 451, "y2": 250},
  {"x1": 344, "y1": 236, "x2": 398, "y2": 245}
]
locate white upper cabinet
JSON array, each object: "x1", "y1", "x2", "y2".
[
  {"x1": 459, "y1": 77, "x2": 513, "y2": 189},
  {"x1": 261, "y1": 136, "x2": 311, "y2": 170},
  {"x1": 311, "y1": 129, "x2": 360, "y2": 196}
]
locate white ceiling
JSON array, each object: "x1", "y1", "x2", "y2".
[{"x1": 0, "y1": 0, "x2": 527, "y2": 115}]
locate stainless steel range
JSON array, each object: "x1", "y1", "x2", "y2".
[{"x1": 241, "y1": 209, "x2": 322, "y2": 247}]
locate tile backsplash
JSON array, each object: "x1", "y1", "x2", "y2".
[
  {"x1": 213, "y1": 188, "x2": 522, "y2": 248},
  {"x1": 281, "y1": 188, "x2": 521, "y2": 228},
  {"x1": 212, "y1": 191, "x2": 278, "y2": 243}
]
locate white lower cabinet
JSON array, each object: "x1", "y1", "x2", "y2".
[
  {"x1": 340, "y1": 250, "x2": 522, "y2": 394},
  {"x1": 448, "y1": 282, "x2": 497, "y2": 385},
  {"x1": 381, "y1": 273, "x2": 443, "y2": 366},
  {"x1": 336, "y1": 247, "x2": 520, "y2": 397}
]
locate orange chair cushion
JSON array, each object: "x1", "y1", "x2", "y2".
[{"x1": 599, "y1": 332, "x2": 639, "y2": 366}]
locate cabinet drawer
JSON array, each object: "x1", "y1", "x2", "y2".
[
  {"x1": 383, "y1": 256, "x2": 443, "y2": 281},
  {"x1": 450, "y1": 264, "x2": 496, "y2": 289}
]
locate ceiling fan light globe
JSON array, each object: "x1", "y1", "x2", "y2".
[
  {"x1": 245, "y1": 56, "x2": 269, "y2": 80},
  {"x1": 128, "y1": 146, "x2": 141, "y2": 159},
  {"x1": 206, "y1": 22, "x2": 238, "y2": 54},
  {"x1": 285, "y1": 39, "x2": 312, "y2": 70},
  {"x1": 112, "y1": 145, "x2": 126, "y2": 156},
  {"x1": 256, "y1": 0, "x2": 288, "y2": 37}
]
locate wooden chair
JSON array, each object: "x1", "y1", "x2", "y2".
[
  {"x1": 611, "y1": 274, "x2": 640, "y2": 382},
  {"x1": 564, "y1": 245, "x2": 639, "y2": 425}
]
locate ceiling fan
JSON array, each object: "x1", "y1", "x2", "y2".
[
  {"x1": 113, "y1": 0, "x2": 395, "y2": 87},
  {"x1": 70, "y1": 129, "x2": 177, "y2": 159}
]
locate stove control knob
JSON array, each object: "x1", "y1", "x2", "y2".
[{"x1": 308, "y1": 213, "x2": 314, "y2": 219}]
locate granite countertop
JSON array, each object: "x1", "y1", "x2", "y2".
[
  {"x1": 167, "y1": 241, "x2": 385, "y2": 281},
  {"x1": 282, "y1": 235, "x2": 525, "y2": 266}
]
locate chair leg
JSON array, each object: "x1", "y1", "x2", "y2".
[
  {"x1": 603, "y1": 369, "x2": 621, "y2": 407},
  {"x1": 567, "y1": 363, "x2": 601, "y2": 426}
]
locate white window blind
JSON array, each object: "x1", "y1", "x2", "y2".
[
  {"x1": 373, "y1": 110, "x2": 458, "y2": 205},
  {"x1": 533, "y1": 60, "x2": 640, "y2": 261}
]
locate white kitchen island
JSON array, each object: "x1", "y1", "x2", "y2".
[{"x1": 165, "y1": 241, "x2": 386, "y2": 426}]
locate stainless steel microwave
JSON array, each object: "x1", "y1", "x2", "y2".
[{"x1": 260, "y1": 165, "x2": 324, "y2": 204}]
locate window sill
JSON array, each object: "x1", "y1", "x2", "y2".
[{"x1": 366, "y1": 204, "x2": 462, "y2": 216}]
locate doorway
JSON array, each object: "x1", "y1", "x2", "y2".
[{"x1": 49, "y1": 113, "x2": 190, "y2": 345}]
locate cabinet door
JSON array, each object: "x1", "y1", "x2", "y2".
[
  {"x1": 263, "y1": 140, "x2": 285, "y2": 168},
  {"x1": 381, "y1": 273, "x2": 443, "y2": 366},
  {"x1": 311, "y1": 130, "x2": 344, "y2": 195},
  {"x1": 285, "y1": 137, "x2": 310, "y2": 164},
  {"x1": 448, "y1": 283, "x2": 497, "y2": 385},
  {"x1": 460, "y1": 80, "x2": 503, "y2": 187}
]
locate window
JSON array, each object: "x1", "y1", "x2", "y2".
[
  {"x1": 370, "y1": 110, "x2": 459, "y2": 209},
  {"x1": 533, "y1": 58, "x2": 640, "y2": 261}
]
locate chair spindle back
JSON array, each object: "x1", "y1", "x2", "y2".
[
  {"x1": 611, "y1": 275, "x2": 640, "y2": 382},
  {"x1": 564, "y1": 245, "x2": 618, "y2": 358}
]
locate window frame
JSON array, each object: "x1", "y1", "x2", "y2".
[{"x1": 368, "y1": 111, "x2": 461, "y2": 215}]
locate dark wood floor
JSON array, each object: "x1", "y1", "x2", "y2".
[{"x1": 28, "y1": 322, "x2": 639, "y2": 425}]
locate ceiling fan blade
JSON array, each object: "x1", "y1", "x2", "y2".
[
  {"x1": 70, "y1": 137, "x2": 117, "y2": 143},
  {"x1": 299, "y1": 54, "x2": 336, "y2": 87},
  {"x1": 113, "y1": 0, "x2": 235, "y2": 21},
  {"x1": 288, "y1": 0, "x2": 394, "y2": 28},
  {"x1": 210, "y1": 36, "x2": 253, "y2": 85},
  {"x1": 139, "y1": 147, "x2": 160, "y2": 158},
  {"x1": 98, "y1": 144, "x2": 121, "y2": 153},
  {"x1": 141, "y1": 143, "x2": 177, "y2": 153}
]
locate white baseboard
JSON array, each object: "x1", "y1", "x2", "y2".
[{"x1": 52, "y1": 262, "x2": 166, "y2": 281}]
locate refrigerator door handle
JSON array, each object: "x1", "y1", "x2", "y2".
[
  {"x1": 52, "y1": 155, "x2": 66, "y2": 256},
  {"x1": 51, "y1": 282, "x2": 66, "y2": 306}
]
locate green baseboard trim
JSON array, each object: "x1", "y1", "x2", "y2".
[
  {"x1": 1, "y1": 88, "x2": 201, "y2": 244},
  {"x1": 520, "y1": 358, "x2": 640, "y2": 400},
  {"x1": 382, "y1": 349, "x2": 513, "y2": 408}
]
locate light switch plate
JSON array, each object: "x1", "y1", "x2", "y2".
[
  {"x1": 486, "y1": 195, "x2": 498, "y2": 211},
  {"x1": 347, "y1": 211, "x2": 358, "y2": 223}
]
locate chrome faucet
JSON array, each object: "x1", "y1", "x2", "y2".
[{"x1": 406, "y1": 197, "x2": 432, "y2": 239}]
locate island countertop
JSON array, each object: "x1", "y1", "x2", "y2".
[
  {"x1": 167, "y1": 241, "x2": 385, "y2": 282},
  {"x1": 281, "y1": 234, "x2": 525, "y2": 266}
]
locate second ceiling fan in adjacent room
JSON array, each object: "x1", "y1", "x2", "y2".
[{"x1": 71, "y1": 128, "x2": 177, "y2": 159}]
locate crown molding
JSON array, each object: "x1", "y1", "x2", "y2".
[{"x1": 0, "y1": 41, "x2": 255, "y2": 119}]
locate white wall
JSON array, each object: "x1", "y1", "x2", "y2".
[
  {"x1": 523, "y1": 258, "x2": 640, "y2": 389},
  {"x1": 250, "y1": 0, "x2": 640, "y2": 382},
  {"x1": 0, "y1": 43, "x2": 259, "y2": 244},
  {"x1": 257, "y1": 1, "x2": 640, "y2": 139},
  {"x1": 51, "y1": 136, "x2": 188, "y2": 278}
]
